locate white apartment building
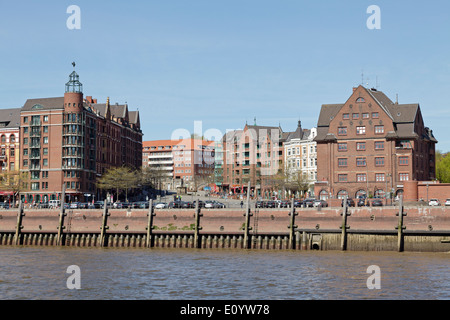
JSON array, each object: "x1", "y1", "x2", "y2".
[{"x1": 284, "y1": 121, "x2": 317, "y2": 197}]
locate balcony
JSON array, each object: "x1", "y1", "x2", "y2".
[{"x1": 29, "y1": 165, "x2": 41, "y2": 171}]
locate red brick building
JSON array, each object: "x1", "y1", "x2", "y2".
[
  {"x1": 142, "y1": 139, "x2": 215, "y2": 191},
  {"x1": 19, "y1": 68, "x2": 142, "y2": 204},
  {"x1": 314, "y1": 85, "x2": 437, "y2": 201},
  {"x1": 221, "y1": 123, "x2": 286, "y2": 198}
]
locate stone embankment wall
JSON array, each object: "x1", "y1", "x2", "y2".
[{"x1": 0, "y1": 205, "x2": 449, "y2": 252}]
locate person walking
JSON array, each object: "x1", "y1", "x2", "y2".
[{"x1": 240, "y1": 200, "x2": 244, "y2": 208}]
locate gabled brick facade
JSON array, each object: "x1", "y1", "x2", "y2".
[{"x1": 314, "y1": 85, "x2": 437, "y2": 201}]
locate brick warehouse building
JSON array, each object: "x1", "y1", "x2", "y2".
[
  {"x1": 314, "y1": 85, "x2": 437, "y2": 201},
  {"x1": 18, "y1": 68, "x2": 142, "y2": 204},
  {"x1": 222, "y1": 122, "x2": 288, "y2": 198}
]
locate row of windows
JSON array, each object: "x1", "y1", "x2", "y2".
[
  {"x1": 338, "y1": 141, "x2": 386, "y2": 151},
  {"x1": 338, "y1": 173, "x2": 409, "y2": 182},
  {"x1": 338, "y1": 125, "x2": 384, "y2": 136},
  {"x1": 286, "y1": 145, "x2": 317, "y2": 156},
  {"x1": 338, "y1": 156, "x2": 409, "y2": 167},
  {"x1": 0, "y1": 135, "x2": 17, "y2": 143},
  {"x1": 342, "y1": 112, "x2": 379, "y2": 120}
]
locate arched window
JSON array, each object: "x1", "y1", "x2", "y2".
[
  {"x1": 356, "y1": 97, "x2": 365, "y2": 103},
  {"x1": 10, "y1": 135, "x2": 15, "y2": 143},
  {"x1": 1, "y1": 135, "x2": 5, "y2": 143},
  {"x1": 337, "y1": 190, "x2": 348, "y2": 199},
  {"x1": 355, "y1": 190, "x2": 367, "y2": 198},
  {"x1": 374, "y1": 189, "x2": 385, "y2": 198},
  {"x1": 319, "y1": 190, "x2": 329, "y2": 200}
]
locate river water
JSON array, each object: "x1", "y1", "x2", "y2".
[{"x1": 0, "y1": 246, "x2": 448, "y2": 300}]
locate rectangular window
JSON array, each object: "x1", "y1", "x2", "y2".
[
  {"x1": 338, "y1": 158, "x2": 348, "y2": 167},
  {"x1": 338, "y1": 127, "x2": 347, "y2": 135},
  {"x1": 23, "y1": 117, "x2": 28, "y2": 124},
  {"x1": 43, "y1": 159, "x2": 48, "y2": 166},
  {"x1": 356, "y1": 142, "x2": 366, "y2": 151},
  {"x1": 23, "y1": 127, "x2": 28, "y2": 134},
  {"x1": 375, "y1": 157, "x2": 385, "y2": 166},
  {"x1": 23, "y1": 148, "x2": 28, "y2": 156},
  {"x1": 338, "y1": 143, "x2": 347, "y2": 152},
  {"x1": 376, "y1": 173, "x2": 385, "y2": 182},
  {"x1": 356, "y1": 126, "x2": 366, "y2": 135},
  {"x1": 375, "y1": 141, "x2": 384, "y2": 150},
  {"x1": 352, "y1": 113, "x2": 359, "y2": 120},
  {"x1": 338, "y1": 174, "x2": 348, "y2": 182},
  {"x1": 375, "y1": 125, "x2": 384, "y2": 134},
  {"x1": 31, "y1": 182, "x2": 39, "y2": 191},
  {"x1": 356, "y1": 157, "x2": 366, "y2": 166},
  {"x1": 23, "y1": 159, "x2": 28, "y2": 167},
  {"x1": 357, "y1": 173, "x2": 367, "y2": 182},
  {"x1": 43, "y1": 137, "x2": 48, "y2": 144},
  {"x1": 43, "y1": 126, "x2": 48, "y2": 133},
  {"x1": 399, "y1": 156, "x2": 409, "y2": 166},
  {"x1": 399, "y1": 173, "x2": 409, "y2": 181},
  {"x1": 372, "y1": 112, "x2": 379, "y2": 119},
  {"x1": 43, "y1": 148, "x2": 48, "y2": 156},
  {"x1": 342, "y1": 113, "x2": 350, "y2": 120},
  {"x1": 23, "y1": 137, "x2": 28, "y2": 145},
  {"x1": 43, "y1": 116, "x2": 49, "y2": 122},
  {"x1": 362, "y1": 113, "x2": 370, "y2": 119}
]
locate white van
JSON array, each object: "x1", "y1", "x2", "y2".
[{"x1": 49, "y1": 200, "x2": 60, "y2": 208}]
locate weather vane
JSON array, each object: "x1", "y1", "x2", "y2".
[{"x1": 72, "y1": 62, "x2": 76, "y2": 68}]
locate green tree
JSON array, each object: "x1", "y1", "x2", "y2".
[
  {"x1": 436, "y1": 150, "x2": 450, "y2": 183},
  {"x1": 97, "y1": 166, "x2": 139, "y2": 202},
  {"x1": 0, "y1": 170, "x2": 29, "y2": 206}
]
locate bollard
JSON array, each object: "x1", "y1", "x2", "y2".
[
  {"x1": 340, "y1": 196, "x2": 351, "y2": 251},
  {"x1": 396, "y1": 195, "x2": 407, "y2": 252}
]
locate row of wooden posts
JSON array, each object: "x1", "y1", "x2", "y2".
[{"x1": 11, "y1": 185, "x2": 409, "y2": 252}]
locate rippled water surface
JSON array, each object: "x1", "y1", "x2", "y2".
[{"x1": 0, "y1": 246, "x2": 448, "y2": 300}]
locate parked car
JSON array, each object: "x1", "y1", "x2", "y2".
[
  {"x1": 341, "y1": 198, "x2": 355, "y2": 207},
  {"x1": 371, "y1": 199, "x2": 383, "y2": 207},
  {"x1": 49, "y1": 200, "x2": 61, "y2": 208},
  {"x1": 293, "y1": 200, "x2": 303, "y2": 208},
  {"x1": 70, "y1": 202, "x2": 81, "y2": 209},
  {"x1": 303, "y1": 198, "x2": 315, "y2": 208},
  {"x1": 265, "y1": 200, "x2": 276, "y2": 208},
  {"x1": 93, "y1": 201, "x2": 105, "y2": 209},
  {"x1": 192, "y1": 200, "x2": 205, "y2": 208},
  {"x1": 313, "y1": 200, "x2": 328, "y2": 207},
  {"x1": 256, "y1": 201, "x2": 265, "y2": 208},
  {"x1": 0, "y1": 203, "x2": 10, "y2": 210},
  {"x1": 154, "y1": 202, "x2": 167, "y2": 209},
  {"x1": 445, "y1": 199, "x2": 450, "y2": 206},
  {"x1": 429, "y1": 199, "x2": 441, "y2": 206},
  {"x1": 280, "y1": 200, "x2": 291, "y2": 208},
  {"x1": 168, "y1": 201, "x2": 183, "y2": 209}
]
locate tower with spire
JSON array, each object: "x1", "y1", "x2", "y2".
[{"x1": 64, "y1": 62, "x2": 84, "y2": 113}]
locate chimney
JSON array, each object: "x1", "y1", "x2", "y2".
[{"x1": 353, "y1": 87, "x2": 357, "y2": 92}]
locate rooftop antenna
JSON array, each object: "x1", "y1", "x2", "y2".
[{"x1": 254, "y1": 117, "x2": 256, "y2": 126}]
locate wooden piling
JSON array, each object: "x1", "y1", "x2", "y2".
[
  {"x1": 146, "y1": 199, "x2": 155, "y2": 248},
  {"x1": 98, "y1": 200, "x2": 109, "y2": 247},
  {"x1": 288, "y1": 198, "x2": 298, "y2": 249},
  {"x1": 14, "y1": 202, "x2": 24, "y2": 246},
  {"x1": 340, "y1": 196, "x2": 350, "y2": 251},
  {"x1": 396, "y1": 195, "x2": 407, "y2": 252}
]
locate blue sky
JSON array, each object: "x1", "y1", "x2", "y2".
[{"x1": 0, "y1": 0, "x2": 449, "y2": 150}]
